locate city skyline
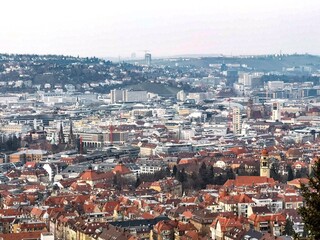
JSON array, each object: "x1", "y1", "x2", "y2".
[{"x1": 0, "y1": 0, "x2": 319, "y2": 58}]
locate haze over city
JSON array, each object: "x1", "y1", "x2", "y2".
[
  {"x1": 1, "y1": 0, "x2": 320, "y2": 58},
  {"x1": 1, "y1": 1, "x2": 320, "y2": 240}
]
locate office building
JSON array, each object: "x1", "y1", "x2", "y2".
[
  {"x1": 233, "y1": 107, "x2": 241, "y2": 135},
  {"x1": 145, "y1": 53, "x2": 151, "y2": 66}
]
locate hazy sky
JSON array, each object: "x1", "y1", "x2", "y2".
[{"x1": 0, "y1": 0, "x2": 319, "y2": 58}]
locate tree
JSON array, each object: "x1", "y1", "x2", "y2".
[
  {"x1": 299, "y1": 159, "x2": 320, "y2": 239},
  {"x1": 177, "y1": 168, "x2": 187, "y2": 184},
  {"x1": 207, "y1": 165, "x2": 214, "y2": 185},
  {"x1": 270, "y1": 162, "x2": 281, "y2": 182},
  {"x1": 226, "y1": 167, "x2": 235, "y2": 180},
  {"x1": 287, "y1": 165, "x2": 294, "y2": 181},
  {"x1": 113, "y1": 173, "x2": 122, "y2": 190},
  {"x1": 199, "y1": 162, "x2": 208, "y2": 188},
  {"x1": 295, "y1": 169, "x2": 302, "y2": 179},
  {"x1": 213, "y1": 174, "x2": 225, "y2": 185},
  {"x1": 165, "y1": 167, "x2": 171, "y2": 177},
  {"x1": 189, "y1": 172, "x2": 201, "y2": 190},
  {"x1": 134, "y1": 177, "x2": 141, "y2": 188},
  {"x1": 172, "y1": 165, "x2": 178, "y2": 177},
  {"x1": 284, "y1": 218, "x2": 295, "y2": 236}
]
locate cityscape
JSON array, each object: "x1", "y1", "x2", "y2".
[{"x1": 0, "y1": 1, "x2": 320, "y2": 240}]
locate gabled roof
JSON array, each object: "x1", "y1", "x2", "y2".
[
  {"x1": 211, "y1": 216, "x2": 242, "y2": 232},
  {"x1": 0, "y1": 231, "x2": 44, "y2": 240},
  {"x1": 30, "y1": 207, "x2": 45, "y2": 218},
  {"x1": 219, "y1": 193, "x2": 254, "y2": 204},
  {"x1": 154, "y1": 220, "x2": 178, "y2": 232},
  {"x1": 177, "y1": 222, "x2": 197, "y2": 231},
  {"x1": 140, "y1": 212, "x2": 155, "y2": 220},
  {"x1": 79, "y1": 169, "x2": 113, "y2": 181},
  {"x1": 103, "y1": 201, "x2": 120, "y2": 213},
  {"x1": 224, "y1": 176, "x2": 276, "y2": 187},
  {"x1": 112, "y1": 163, "x2": 132, "y2": 175},
  {"x1": 0, "y1": 208, "x2": 22, "y2": 217},
  {"x1": 70, "y1": 181, "x2": 91, "y2": 192},
  {"x1": 287, "y1": 178, "x2": 309, "y2": 188},
  {"x1": 180, "y1": 230, "x2": 200, "y2": 240},
  {"x1": 248, "y1": 212, "x2": 286, "y2": 224}
]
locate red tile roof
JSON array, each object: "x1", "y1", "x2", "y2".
[
  {"x1": 112, "y1": 163, "x2": 132, "y2": 175},
  {"x1": 224, "y1": 176, "x2": 276, "y2": 187},
  {"x1": 79, "y1": 169, "x2": 112, "y2": 181},
  {"x1": 0, "y1": 231, "x2": 44, "y2": 240}
]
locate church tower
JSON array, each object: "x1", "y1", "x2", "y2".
[
  {"x1": 271, "y1": 102, "x2": 281, "y2": 122},
  {"x1": 247, "y1": 98, "x2": 253, "y2": 119},
  {"x1": 58, "y1": 122, "x2": 65, "y2": 144},
  {"x1": 260, "y1": 149, "x2": 270, "y2": 178},
  {"x1": 68, "y1": 119, "x2": 75, "y2": 146}
]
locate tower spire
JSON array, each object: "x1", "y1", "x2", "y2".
[
  {"x1": 58, "y1": 122, "x2": 65, "y2": 144},
  {"x1": 68, "y1": 119, "x2": 75, "y2": 146}
]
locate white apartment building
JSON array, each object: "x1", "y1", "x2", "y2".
[{"x1": 110, "y1": 89, "x2": 148, "y2": 103}]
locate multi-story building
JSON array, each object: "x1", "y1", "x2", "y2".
[
  {"x1": 10, "y1": 149, "x2": 47, "y2": 164},
  {"x1": 77, "y1": 132, "x2": 104, "y2": 148},
  {"x1": 110, "y1": 89, "x2": 124, "y2": 104},
  {"x1": 232, "y1": 107, "x2": 241, "y2": 135},
  {"x1": 124, "y1": 90, "x2": 148, "y2": 102},
  {"x1": 145, "y1": 53, "x2": 151, "y2": 66},
  {"x1": 0, "y1": 123, "x2": 31, "y2": 134},
  {"x1": 110, "y1": 89, "x2": 148, "y2": 103},
  {"x1": 271, "y1": 102, "x2": 281, "y2": 121}
]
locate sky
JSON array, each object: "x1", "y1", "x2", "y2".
[{"x1": 0, "y1": 0, "x2": 319, "y2": 59}]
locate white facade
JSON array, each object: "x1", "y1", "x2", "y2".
[
  {"x1": 0, "y1": 123, "x2": 32, "y2": 134},
  {"x1": 268, "y1": 81, "x2": 284, "y2": 91},
  {"x1": 177, "y1": 90, "x2": 187, "y2": 102},
  {"x1": 232, "y1": 107, "x2": 241, "y2": 135},
  {"x1": 124, "y1": 90, "x2": 148, "y2": 102},
  {"x1": 238, "y1": 72, "x2": 252, "y2": 86},
  {"x1": 187, "y1": 92, "x2": 213, "y2": 103},
  {"x1": 271, "y1": 102, "x2": 281, "y2": 121},
  {"x1": 41, "y1": 233, "x2": 54, "y2": 240},
  {"x1": 110, "y1": 89, "x2": 148, "y2": 103}
]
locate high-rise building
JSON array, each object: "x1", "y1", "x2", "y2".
[
  {"x1": 123, "y1": 90, "x2": 148, "y2": 102},
  {"x1": 110, "y1": 89, "x2": 148, "y2": 103},
  {"x1": 176, "y1": 90, "x2": 187, "y2": 102},
  {"x1": 110, "y1": 89, "x2": 124, "y2": 103},
  {"x1": 271, "y1": 102, "x2": 281, "y2": 121},
  {"x1": 238, "y1": 72, "x2": 252, "y2": 86},
  {"x1": 232, "y1": 107, "x2": 241, "y2": 135},
  {"x1": 145, "y1": 53, "x2": 151, "y2": 66}
]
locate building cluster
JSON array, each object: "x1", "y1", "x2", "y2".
[{"x1": 0, "y1": 54, "x2": 319, "y2": 239}]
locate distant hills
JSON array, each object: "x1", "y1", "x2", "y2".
[
  {"x1": 153, "y1": 54, "x2": 320, "y2": 72},
  {"x1": 0, "y1": 53, "x2": 319, "y2": 94}
]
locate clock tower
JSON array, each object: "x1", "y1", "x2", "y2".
[{"x1": 260, "y1": 149, "x2": 270, "y2": 178}]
